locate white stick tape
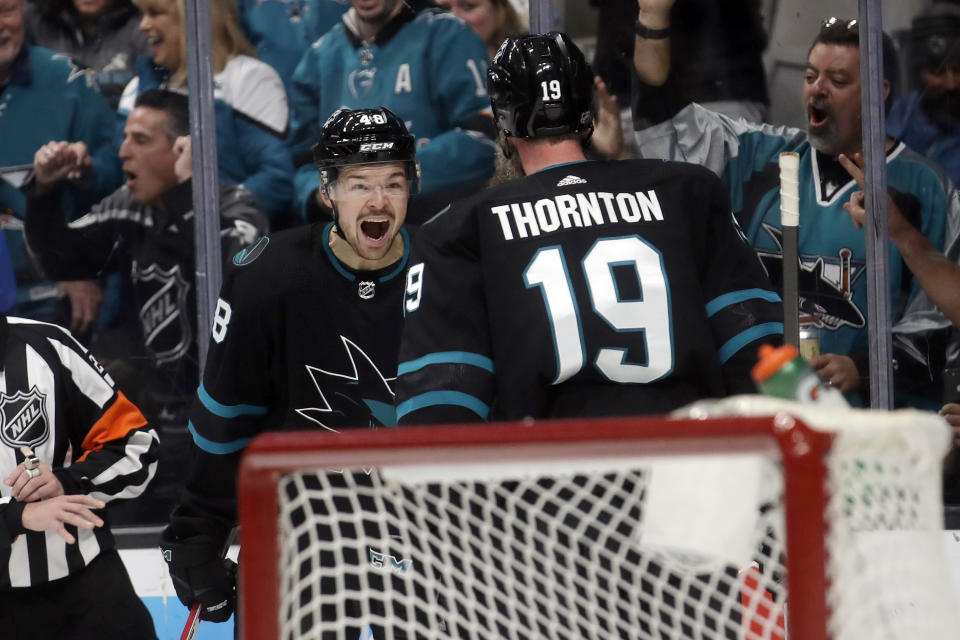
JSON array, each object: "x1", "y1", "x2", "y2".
[{"x1": 779, "y1": 152, "x2": 800, "y2": 227}]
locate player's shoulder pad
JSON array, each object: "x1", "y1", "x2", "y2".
[{"x1": 411, "y1": 196, "x2": 481, "y2": 255}]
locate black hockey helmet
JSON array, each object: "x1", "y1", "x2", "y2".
[
  {"x1": 313, "y1": 106, "x2": 421, "y2": 196},
  {"x1": 487, "y1": 31, "x2": 595, "y2": 140}
]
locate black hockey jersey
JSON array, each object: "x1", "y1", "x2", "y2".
[
  {"x1": 395, "y1": 159, "x2": 784, "y2": 424},
  {"x1": 176, "y1": 222, "x2": 410, "y2": 527},
  {"x1": 24, "y1": 180, "x2": 269, "y2": 403},
  {"x1": 0, "y1": 316, "x2": 158, "y2": 590}
]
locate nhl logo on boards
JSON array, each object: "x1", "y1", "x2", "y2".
[
  {"x1": 358, "y1": 281, "x2": 376, "y2": 300},
  {"x1": 0, "y1": 387, "x2": 49, "y2": 451},
  {"x1": 557, "y1": 175, "x2": 587, "y2": 187}
]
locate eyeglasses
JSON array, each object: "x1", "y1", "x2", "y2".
[
  {"x1": 820, "y1": 17, "x2": 858, "y2": 33},
  {"x1": 328, "y1": 177, "x2": 409, "y2": 202}
]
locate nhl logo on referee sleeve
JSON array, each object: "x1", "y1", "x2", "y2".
[
  {"x1": 358, "y1": 281, "x2": 376, "y2": 300},
  {"x1": 0, "y1": 387, "x2": 49, "y2": 450}
]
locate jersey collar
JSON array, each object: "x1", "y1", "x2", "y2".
[
  {"x1": 320, "y1": 222, "x2": 411, "y2": 283},
  {"x1": 342, "y1": 0, "x2": 426, "y2": 49}
]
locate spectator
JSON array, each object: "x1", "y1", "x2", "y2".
[
  {"x1": 0, "y1": 314, "x2": 159, "y2": 639},
  {"x1": 159, "y1": 107, "x2": 418, "y2": 626},
  {"x1": 631, "y1": 0, "x2": 769, "y2": 129},
  {"x1": 24, "y1": 89, "x2": 268, "y2": 425},
  {"x1": 0, "y1": 0, "x2": 122, "y2": 322},
  {"x1": 888, "y1": 0, "x2": 960, "y2": 186},
  {"x1": 590, "y1": 0, "x2": 635, "y2": 108},
  {"x1": 436, "y1": 0, "x2": 524, "y2": 59},
  {"x1": 119, "y1": 0, "x2": 294, "y2": 218},
  {"x1": 24, "y1": 0, "x2": 150, "y2": 108},
  {"x1": 636, "y1": 17, "x2": 960, "y2": 408},
  {"x1": 235, "y1": 0, "x2": 348, "y2": 95},
  {"x1": 395, "y1": 32, "x2": 783, "y2": 424},
  {"x1": 288, "y1": 0, "x2": 497, "y2": 223}
]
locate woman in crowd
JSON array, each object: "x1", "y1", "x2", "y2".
[
  {"x1": 118, "y1": 0, "x2": 293, "y2": 218},
  {"x1": 25, "y1": 0, "x2": 149, "y2": 108},
  {"x1": 437, "y1": 0, "x2": 524, "y2": 59}
]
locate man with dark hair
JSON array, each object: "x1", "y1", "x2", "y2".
[
  {"x1": 159, "y1": 106, "x2": 417, "y2": 626},
  {"x1": 888, "y1": 0, "x2": 960, "y2": 185},
  {"x1": 23, "y1": 88, "x2": 269, "y2": 425},
  {"x1": 637, "y1": 17, "x2": 960, "y2": 408},
  {"x1": 395, "y1": 32, "x2": 782, "y2": 424}
]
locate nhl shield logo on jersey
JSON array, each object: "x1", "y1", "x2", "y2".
[
  {"x1": 358, "y1": 281, "x2": 376, "y2": 299},
  {"x1": 0, "y1": 387, "x2": 49, "y2": 451},
  {"x1": 132, "y1": 262, "x2": 192, "y2": 364}
]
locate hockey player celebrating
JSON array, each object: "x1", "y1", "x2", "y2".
[
  {"x1": 160, "y1": 106, "x2": 417, "y2": 624},
  {"x1": 395, "y1": 32, "x2": 784, "y2": 424}
]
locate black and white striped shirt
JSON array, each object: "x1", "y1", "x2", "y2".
[{"x1": 0, "y1": 316, "x2": 158, "y2": 590}]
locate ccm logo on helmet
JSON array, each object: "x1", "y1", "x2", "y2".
[{"x1": 359, "y1": 142, "x2": 395, "y2": 152}]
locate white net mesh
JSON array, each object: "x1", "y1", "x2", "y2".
[{"x1": 262, "y1": 399, "x2": 960, "y2": 639}]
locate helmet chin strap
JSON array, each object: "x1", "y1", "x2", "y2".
[{"x1": 328, "y1": 199, "x2": 347, "y2": 241}]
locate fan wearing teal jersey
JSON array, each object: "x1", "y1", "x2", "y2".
[
  {"x1": 637, "y1": 17, "x2": 960, "y2": 408},
  {"x1": 288, "y1": 0, "x2": 497, "y2": 222}
]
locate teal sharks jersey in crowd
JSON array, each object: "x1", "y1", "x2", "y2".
[
  {"x1": 288, "y1": 1, "x2": 496, "y2": 216},
  {"x1": 637, "y1": 103, "x2": 958, "y2": 363}
]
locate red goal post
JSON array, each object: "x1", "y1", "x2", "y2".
[{"x1": 238, "y1": 399, "x2": 958, "y2": 640}]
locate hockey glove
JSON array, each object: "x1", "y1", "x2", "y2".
[{"x1": 160, "y1": 527, "x2": 237, "y2": 623}]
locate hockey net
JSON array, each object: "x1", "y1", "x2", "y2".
[{"x1": 238, "y1": 397, "x2": 960, "y2": 640}]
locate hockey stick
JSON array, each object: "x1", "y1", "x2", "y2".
[
  {"x1": 779, "y1": 152, "x2": 800, "y2": 348},
  {"x1": 179, "y1": 526, "x2": 239, "y2": 640}
]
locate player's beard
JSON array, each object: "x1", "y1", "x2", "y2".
[
  {"x1": 920, "y1": 88, "x2": 960, "y2": 133},
  {"x1": 490, "y1": 136, "x2": 526, "y2": 187}
]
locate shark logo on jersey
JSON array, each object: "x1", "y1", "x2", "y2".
[
  {"x1": 0, "y1": 387, "x2": 49, "y2": 451},
  {"x1": 349, "y1": 67, "x2": 377, "y2": 99},
  {"x1": 755, "y1": 224, "x2": 865, "y2": 330},
  {"x1": 132, "y1": 262, "x2": 192, "y2": 364},
  {"x1": 52, "y1": 53, "x2": 97, "y2": 88},
  {"x1": 296, "y1": 336, "x2": 396, "y2": 431}
]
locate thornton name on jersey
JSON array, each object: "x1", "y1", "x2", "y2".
[{"x1": 491, "y1": 189, "x2": 665, "y2": 241}]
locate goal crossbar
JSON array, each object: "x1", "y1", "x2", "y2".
[{"x1": 238, "y1": 413, "x2": 834, "y2": 640}]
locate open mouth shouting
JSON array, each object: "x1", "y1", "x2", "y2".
[
  {"x1": 360, "y1": 218, "x2": 391, "y2": 244},
  {"x1": 807, "y1": 99, "x2": 834, "y2": 133}
]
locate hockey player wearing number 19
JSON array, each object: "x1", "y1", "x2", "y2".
[
  {"x1": 160, "y1": 106, "x2": 418, "y2": 626},
  {"x1": 395, "y1": 32, "x2": 785, "y2": 424}
]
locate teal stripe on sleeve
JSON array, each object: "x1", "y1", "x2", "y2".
[
  {"x1": 396, "y1": 391, "x2": 490, "y2": 421},
  {"x1": 197, "y1": 382, "x2": 269, "y2": 419},
  {"x1": 706, "y1": 289, "x2": 782, "y2": 318},
  {"x1": 397, "y1": 351, "x2": 494, "y2": 376},
  {"x1": 717, "y1": 322, "x2": 784, "y2": 364},
  {"x1": 188, "y1": 421, "x2": 253, "y2": 454}
]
